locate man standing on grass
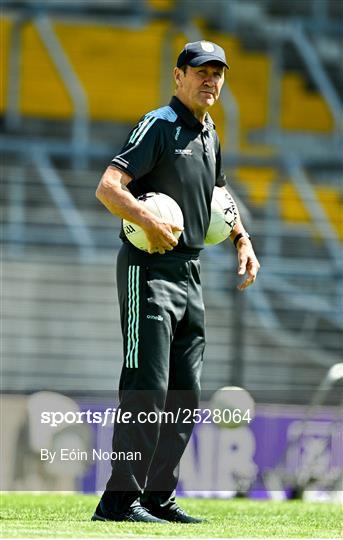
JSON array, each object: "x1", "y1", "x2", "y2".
[{"x1": 92, "y1": 40, "x2": 260, "y2": 523}]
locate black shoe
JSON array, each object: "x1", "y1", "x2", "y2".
[
  {"x1": 145, "y1": 503, "x2": 204, "y2": 524},
  {"x1": 91, "y1": 502, "x2": 168, "y2": 523}
]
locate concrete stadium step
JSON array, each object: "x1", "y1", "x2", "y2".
[
  {"x1": 3, "y1": 249, "x2": 340, "y2": 400},
  {"x1": 2, "y1": 257, "x2": 236, "y2": 395},
  {"x1": 1, "y1": 206, "x2": 115, "y2": 228}
]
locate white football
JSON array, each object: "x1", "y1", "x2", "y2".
[
  {"x1": 210, "y1": 386, "x2": 255, "y2": 429},
  {"x1": 123, "y1": 192, "x2": 184, "y2": 252},
  {"x1": 205, "y1": 186, "x2": 238, "y2": 245}
]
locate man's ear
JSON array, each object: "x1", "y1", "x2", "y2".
[{"x1": 174, "y1": 67, "x2": 183, "y2": 87}]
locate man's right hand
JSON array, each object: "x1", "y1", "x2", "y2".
[
  {"x1": 95, "y1": 167, "x2": 183, "y2": 254},
  {"x1": 145, "y1": 219, "x2": 184, "y2": 254}
]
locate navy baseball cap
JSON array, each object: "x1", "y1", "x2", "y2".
[{"x1": 177, "y1": 40, "x2": 229, "y2": 69}]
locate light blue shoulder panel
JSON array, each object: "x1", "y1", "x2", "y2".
[
  {"x1": 128, "y1": 106, "x2": 177, "y2": 145},
  {"x1": 145, "y1": 105, "x2": 177, "y2": 123}
]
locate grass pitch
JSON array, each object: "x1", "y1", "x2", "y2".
[{"x1": 0, "y1": 493, "x2": 342, "y2": 538}]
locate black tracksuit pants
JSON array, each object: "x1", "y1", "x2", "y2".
[{"x1": 104, "y1": 242, "x2": 205, "y2": 511}]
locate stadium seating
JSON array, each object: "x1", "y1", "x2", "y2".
[
  {"x1": 236, "y1": 168, "x2": 342, "y2": 240},
  {"x1": 2, "y1": 18, "x2": 339, "y2": 240},
  {"x1": 0, "y1": 18, "x2": 334, "y2": 130},
  {"x1": 1, "y1": 19, "x2": 167, "y2": 120}
]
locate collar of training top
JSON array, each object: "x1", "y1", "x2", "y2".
[{"x1": 169, "y1": 96, "x2": 215, "y2": 131}]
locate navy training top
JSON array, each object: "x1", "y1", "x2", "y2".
[{"x1": 111, "y1": 96, "x2": 227, "y2": 254}]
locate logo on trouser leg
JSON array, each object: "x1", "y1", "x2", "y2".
[{"x1": 147, "y1": 314, "x2": 164, "y2": 321}]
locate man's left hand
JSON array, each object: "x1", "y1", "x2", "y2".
[{"x1": 236, "y1": 240, "x2": 260, "y2": 291}]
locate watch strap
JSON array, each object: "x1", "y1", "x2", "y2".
[{"x1": 233, "y1": 232, "x2": 251, "y2": 248}]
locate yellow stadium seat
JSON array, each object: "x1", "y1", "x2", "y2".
[
  {"x1": 236, "y1": 167, "x2": 277, "y2": 206},
  {"x1": 148, "y1": 0, "x2": 174, "y2": 10},
  {"x1": 55, "y1": 21, "x2": 168, "y2": 121},
  {"x1": 0, "y1": 18, "x2": 12, "y2": 112},
  {"x1": 21, "y1": 23, "x2": 73, "y2": 118},
  {"x1": 280, "y1": 183, "x2": 342, "y2": 240},
  {"x1": 316, "y1": 186, "x2": 343, "y2": 239},
  {"x1": 281, "y1": 73, "x2": 333, "y2": 131}
]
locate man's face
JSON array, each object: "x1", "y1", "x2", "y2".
[{"x1": 174, "y1": 62, "x2": 225, "y2": 111}]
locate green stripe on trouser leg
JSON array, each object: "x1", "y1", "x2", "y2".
[{"x1": 126, "y1": 265, "x2": 140, "y2": 368}]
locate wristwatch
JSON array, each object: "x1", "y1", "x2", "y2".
[{"x1": 233, "y1": 232, "x2": 251, "y2": 248}]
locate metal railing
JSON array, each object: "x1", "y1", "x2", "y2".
[
  {"x1": 34, "y1": 14, "x2": 89, "y2": 168},
  {"x1": 4, "y1": 11, "x2": 90, "y2": 168},
  {"x1": 32, "y1": 151, "x2": 95, "y2": 260},
  {"x1": 264, "y1": 21, "x2": 343, "y2": 146}
]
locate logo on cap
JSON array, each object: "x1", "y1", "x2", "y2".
[{"x1": 201, "y1": 41, "x2": 215, "y2": 52}]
